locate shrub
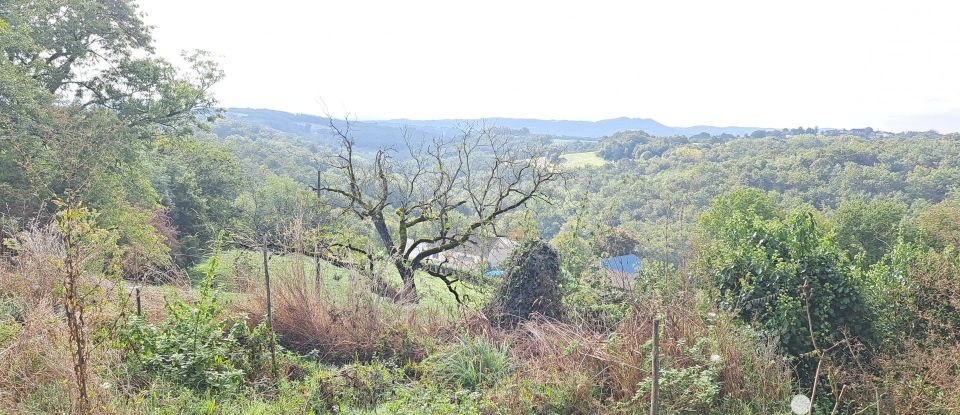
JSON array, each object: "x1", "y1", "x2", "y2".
[
  {"x1": 702, "y1": 202, "x2": 874, "y2": 383},
  {"x1": 856, "y1": 244, "x2": 960, "y2": 413},
  {"x1": 562, "y1": 267, "x2": 632, "y2": 332},
  {"x1": 117, "y1": 272, "x2": 273, "y2": 393},
  {"x1": 307, "y1": 362, "x2": 403, "y2": 412},
  {"x1": 507, "y1": 291, "x2": 792, "y2": 414},
  {"x1": 425, "y1": 335, "x2": 511, "y2": 390},
  {"x1": 622, "y1": 337, "x2": 723, "y2": 414}
]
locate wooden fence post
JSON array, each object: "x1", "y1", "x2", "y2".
[
  {"x1": 135, "y1": 286, "x2": 142, "y2": 317},
  {"x1": 262, "y1": 235, "x2": 276, "y2": 374},
  {"x1": 315, "y1": 170, "x2": 322, "y2": 288},
  {"x1": 651, "y1": 317, "x2": 660, "y2": 415}
]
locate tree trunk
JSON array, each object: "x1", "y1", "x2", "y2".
[{"x1": 395, "y1": 260, "x2": 418, "y2": 303}]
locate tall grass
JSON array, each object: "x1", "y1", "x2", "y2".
[
  {"x1": 0, "y1": 224, "x2": 123, "y2": 414},
  {"x1": 499, "y1": 291, "x2": 792, "y2": 414},
  {"x1": 239, "y1": 261, "x2": 451, "y2": 364},
  {"x1": 425, "y1": 335, "x2": 511, "y2": 389}
]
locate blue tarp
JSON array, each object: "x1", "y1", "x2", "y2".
[
  {"x1": 600, "y1": 254, "x2": 641, "y2": 274},
  {"x1": 484, "y1": 269, "x2": 506, "y2": 278}
]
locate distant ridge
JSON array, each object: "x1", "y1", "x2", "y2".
[
  {"x1": 224, "y1": 108, "x2": 760, "y2": 139},
  {"x1": 379, "y1": 116, "x2": 759, "y2": 138}
]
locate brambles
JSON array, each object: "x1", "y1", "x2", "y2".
[{"x1": 116, "y1": 271, "x2": 274, "y2": 393}]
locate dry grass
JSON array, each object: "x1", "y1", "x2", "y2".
[
  {"x1": 0, "y1": 224, "x2": 133, "y2": 414},
  {"x1": 869, "y1": 341, "x2": 960, "y2": 414},
  {"x1": 495, "y1": 292, "x2": 792, "y2": 413},
  {"x1": 0, "y1": 223, "x2": 62, "y2": 303},
  {"x1": 239, "y1": 266, "x2": 453, "y2": 364}
]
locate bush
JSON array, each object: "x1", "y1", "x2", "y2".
[
  {"x1": 307, "y1": 362, "x2": 403, "y2": 412},
  {"x1": 425, "y1": 335, "x2": 512, "y2": 390},
  {"x1": 622, "y1": 337, "x2": 723, "y2": 414},
  {"x1": 506, "y1": 292, "x2": 792, "y2": 414},
  {"x1": 702, "y1": 200, "x2": 874, "y2": 383},
  {"x1": 856, "y1": 243, "x2": 960, "y2": 413},
  {"x1": 562, "y1": 266, "x2": 633, "y2": 332},
  {"x1": 117, "y1": 272, "x2": 273, "y2": 393}
]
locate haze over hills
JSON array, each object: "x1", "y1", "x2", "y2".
[{"x1": 221, "y1": 108, "x2": 762, "y2": 144}]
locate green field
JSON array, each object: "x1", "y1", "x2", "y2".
[{"x1": 559, "y1": 151, "x2": 608, "y2": 168}]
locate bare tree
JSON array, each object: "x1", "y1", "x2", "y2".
[{"x1": 315, "y1": 120, "x2": 561, "y2": 302}]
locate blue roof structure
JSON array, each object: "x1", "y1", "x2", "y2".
[
  {"x1": 483, "y1": 269, "x2": 506, "y2": 278},
  {"x1": 600, "y1": 254, "x2": 641, "y2": 274}
]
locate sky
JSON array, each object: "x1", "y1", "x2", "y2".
[{"x1": 138, "y1": 0, "x2": 960, "y2": 132}]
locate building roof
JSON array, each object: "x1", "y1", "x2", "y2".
[
  {"x1": 406, "y1": 236, "x2": 517, "y2": 271},
  {"x1": 600, "y1": 254, "x2": 641, "y2": 274}
]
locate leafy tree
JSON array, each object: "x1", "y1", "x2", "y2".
[
  {"x1": 154, "y1": 137, "x2": 243, "y2": 264},
  {"x1": 833, "y1": 199, "x2": 907, "y2": 265},
  {"x1": 701, "y1": 192, "x2": 873, "y2": 384},
  {"x1": 918, "y1": 198, "x2": 960, "y2": 250},
  {"x1": 1, "y1": 0, "x2": 223, "y2": 273},
  {"x1": 1, "y1": 0, "x2": 221, "y2": 133}
]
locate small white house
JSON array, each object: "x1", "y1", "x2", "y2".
[{"x1": 406, "y1": 236, "x2": 517, "y2": 272}]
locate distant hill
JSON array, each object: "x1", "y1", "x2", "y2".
[
  {"x1": 218, "y1": 108, "x2": 761, "y2": 149},
  {"x1": 381, "y1": 117, "x2": 759, "y2": 138}
]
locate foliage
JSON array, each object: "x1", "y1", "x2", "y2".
[
  {"x1": 55, "y1": 201, "x2": 120, "y2": 413},
  {"x1": 701, "y1": 191, "x2": 874, "y2": 383},
  {"x1": 833, "y1": 198, "x2": 907, "y2": 265},
  {"x1": 117, "y1": 268, "x2": 273, "y2": 393},
  {"x1": 154, "y1": 137, "x2": 243, "y2": 265},
  {"x1": 918, "y1": 197, "x2": 960, "y2": 250},
  {"x1": 424, "y1": 335, "x2": 512, "y2": 390},
  {"x1": 0, "y1": 0, "x2": 223, "y2": 278},
  {"x1": 307, "y1": 362, "x2": 403, "y2": 411},
  {"x1": 373, "y1": 382, "x2": 486, "y2": 415},
  {"x1": 865, "y1": 242, "x2": 960, "y2": 346},
  {"x1": 625, "y1": 337, "x2": 723, "y2": 414}
]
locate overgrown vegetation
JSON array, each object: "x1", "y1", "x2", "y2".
[{"x1": 4, "y1": 0, "x2": 960, "y2": 414}]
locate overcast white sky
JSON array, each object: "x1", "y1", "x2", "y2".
[{"x1": 138, "y1": 0, "x2": 960, "y2": 132}]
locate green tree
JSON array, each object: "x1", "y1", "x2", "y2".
[
  {"x1": 155, "y1": 137, "x2": 243, "y2": 264},
  {"x1": 1, "y1": 0, "x2": 224, "y2": 273},
  {"x1": 701, "y1": 192, "x2": 873, "y2": 385},
  {"x1": 833, "y1": 199, "x2": 906, "y2": 265},
  {"x1": 918, "y1": 198, "x2": 960, "y2": 250}
]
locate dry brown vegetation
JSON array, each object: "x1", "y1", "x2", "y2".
[
  {"x1": 490, "y1": 292, "x2": 792, "y2": 413},
  {"x1": 0, "y1": 225, "x2": 122, "y2": 413},
  {"x1": 239, "y1": 265, "x2": 451, "y2": 364}
]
